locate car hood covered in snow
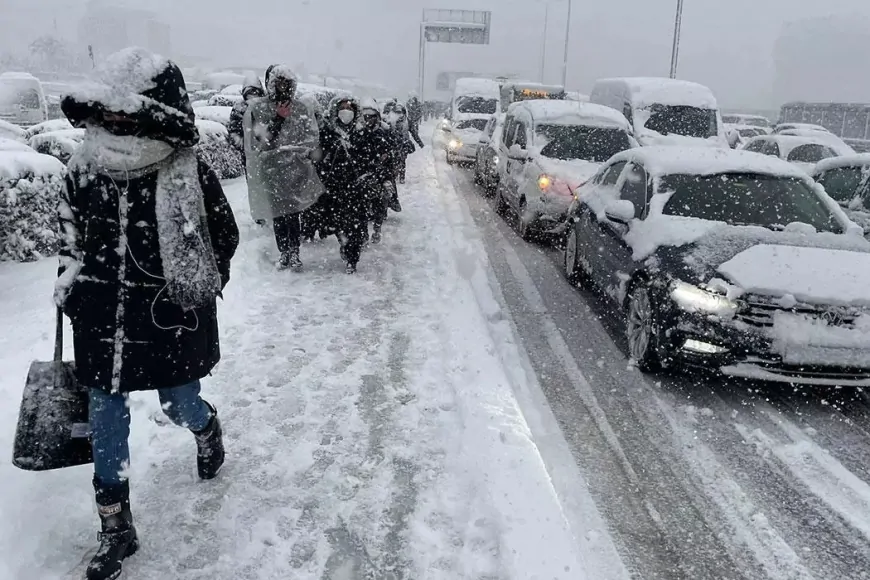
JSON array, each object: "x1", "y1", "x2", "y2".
[
  {"x1": 717, "y1": 244, "x2": 870, "y2": 307},
  {"x1": 640, "y1": 223, "x2": 870, "y2": 303},
  {"x1": 538, "y1": 158, "x2": 600, "y2": 189}
]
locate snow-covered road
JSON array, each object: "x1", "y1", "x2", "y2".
[
  {"x1": 444, "y1": 146, "x2": 870, "y2": 580},
  {"x1": 0, "y1": 144, "x2": 623, "y2": 579}
]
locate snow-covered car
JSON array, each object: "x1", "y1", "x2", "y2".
[
  {"x1": 496, "y1": 100, "x2": 635, "y2": 240},
  {"x1": 29, "y1": 128, "x2": 85, "y2": 164},
  {"x1": 773, "y1": 122, "x2": 831, "y2": 135},
  {"x1": 194, "y1": 105, "x2": 232, "y2": 127},
  {"x1": 0, "y1": 72, "x2": 48, "y2": 126},
  {"x1": 742, "y1": 134, "x2": 839, "y2": 173},
  {"x1": 445, "y1": 118, "x2": 489, "y2": 164},
  {"x1": 23, "y1": 118, "x2": 73, "y2": 140},
  {"x1": 775, "y1": 128, "x2": 855, "y2": 156},
  {"x1": 721, "y1": 113, "x2": 772, "y2": 131},
  {"x1": 811, "y1": 154, "x2": 870, "y2": 234},
  {"x1": 473, "y1": 113, "x2": 505, "y2": 195},
  {"x1": 589, "y1": 77, "x2": 729, "y2": 149},
  {"x1": 195, "y1": 119, "x2": 244, "y2": 180},
  {"x1": 0, "y1": 149, "x2": 66, "y2": 261},
  {"x1": 564, "y1": 146, "x2": 870, "y2": 386},
  {"x1": 725, "y1": 124, "x2": 767, "y2": 148},
  {"x1": 0, "y1": 118, "x2": 26, "y2": 141}
]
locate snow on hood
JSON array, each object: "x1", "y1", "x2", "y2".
[
  {"x1": 636, "y1": 130, "x2": 727, "y2": 149},
  {"x1": 0, "y1": 119, "x2": 26, "y2": 141},
  {"x1": 0, "y1": 150, "x2": 65, "y2": 180},
  {"x1": 717, "y1": 244, "x2": 870, "y2": 307},
  {"x1": 453, "y1": 127, "x2": 483, "y2": 144},
  {"x1": 537, "y1": 157, "x2": 601, "y2": 189},
  {"x1": 194, "y1": 106, "x2": 232, "y2": 126}
]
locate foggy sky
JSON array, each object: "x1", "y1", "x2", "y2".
[{"x1": 2, "y1": 0, "x2": 870, "y2": 108}]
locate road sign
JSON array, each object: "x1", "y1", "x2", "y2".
[{"x1": 422, "y1": 9, "x2": 491, "y2": 45}]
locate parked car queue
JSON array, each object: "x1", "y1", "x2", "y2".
[{"x1": 438, "y1": 80, "x2": 870, "y2": 389}]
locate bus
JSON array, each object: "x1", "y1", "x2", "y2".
[{"x1": 499, "y1": 82, "x2": 566, "y2": 112}]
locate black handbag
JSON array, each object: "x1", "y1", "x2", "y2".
[{"x1": 12, "y1": 308, "x2": 93, "y2": 471}]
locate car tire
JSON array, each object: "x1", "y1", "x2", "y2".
[
  {"x1": 563, "y1": 226, "x2": 587, "y2": 286},
  {"x1": 625, "y1": 284, "x2": 664, "y2": 372},
  {"x1": 495, "y1": 186, "x2": 509, "y2": 216}
]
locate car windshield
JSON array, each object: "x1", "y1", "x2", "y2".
[
  {"x1": 660, "y1": 172, "x2": 843, "y2": 233},
  {"x1": 817, "y1": 166, "x2": 868, "y2": 202},
  {"x1": 535, "y1": 124, "x2": 631, "y2": 162},
  {"x1": 642, "y1": 104, "x2": 718, "y2": 138},
  {"x1": 787, "y1": 144, "x2": 836, "y2": 163},
  {"x1": 456, "y1": 96, "x2": 498, "y2": 115},
  {"x1": 455, "y1": 119, "x2": 489, "y2": 131},
  {"x1": 738, "y1": 128, "x2": 765, "y2": 138},
  {"x1": 0, "y1": 83, "x2": 40, "y2": 109}
]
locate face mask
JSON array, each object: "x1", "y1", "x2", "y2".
[
  {"x1": 387, "y1": 112, "x2": 400, "y2": 124},
  {"x1": 338, "y1": 109, "x2": 355, "y2": 125}
]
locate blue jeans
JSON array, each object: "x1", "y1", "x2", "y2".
[{"x1": 89, "y1": 381, "x2": 212, "y2": 484}]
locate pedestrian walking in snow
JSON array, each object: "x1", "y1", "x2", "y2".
[
  {"x1": 386, "y1": 101, "x2": 415, "y2": 190},
  {"x1": 56, "y1": 47, "x2": 239, "y2": 580},
  {"x1": 228, "y1": 74, "x2": 265, "y2": 164},
  {"x1": 243, "y1": 65, "x2": 324, "y2": 270},
  {"x1": 319, "y1": 96, "x2": 367, "y2": 273},
  {"x1": 406, "y1": 91, "x2": 425, "y2": 149},
  {"x1": 354, "y1": 100, "x2": 396, "y2": 245}
]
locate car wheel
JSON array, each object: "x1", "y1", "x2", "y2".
[
  {"x1": 626, "y1": 284, "x2": 663, "y2": 372},
  {"x1": 563, "y1": 226, "x2": 587, "y2": 286},
  {"x1": 495, "y1": 186, "x2": 509, "y2": 216}
]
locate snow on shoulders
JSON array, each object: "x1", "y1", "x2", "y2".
[
  {"x1": 813, "y1": 153, "x2": 870, "y2": 175},
  {"x1": 0, "y1": 138, "x2": 35, "y2": 153},
  {"x1": 0, "y1": 150, "x2": 65, "y2": 180},
  {"x1": 609, "y1": 146, "x2": 809, "y2": 180},
  {"x1": 599, "y1": 77, "x2": 718, "y2": 109},
  {"x1": 514, "y1": 100, "x2": 631, "y2": 129},
  {"x1": 66, "y1": 47, "x2": 169, "y2": 114}
]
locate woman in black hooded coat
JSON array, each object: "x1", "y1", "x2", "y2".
[{"x1": 57, "y1": 47, "x2": 239, "y2": 580}]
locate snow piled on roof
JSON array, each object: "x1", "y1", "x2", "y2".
[
  {"x1": 512, "y1": 100, "x2": 630, "y2": 129},
  {"x1": 195, "y1": 119, "x2": 228, "y2": 138},
  {"x1": 453, "y1": 77, "x2": 500, "y2": 97},
  {"x1": 745, "y1": 135, "x2": 840, "y2": 158},
  {"x1": 0, "y1": 72, "x2": 38, "y2": 81},
  {"x1": 23, "y1": 119, "x2": 73, "y2": 140},
  {"x1": 813, "y1": 153, "x2": 870, "y2": 174},
  {"x1": 29, "y1": 129, "x2": 85, "y2": 150},
  {"x1": 599, "y1": 77, "x2": 718, "y2": 108},
  {"x1": 0, "y1": 150, "x2": 65, "y2": 180},
  {"x1": 65, "y1": 47, "x2": 169, "y2": 115},
  {"x1": 610, "y1": 146, "x2": 808, "y2": 179}
]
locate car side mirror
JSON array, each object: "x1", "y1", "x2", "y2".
[
  {"x1": 509, "y1": 144, "x2": 528, "y2": 161},
  {"x1": 604, "y1": 200, "x2": 635, "y2": 224}
]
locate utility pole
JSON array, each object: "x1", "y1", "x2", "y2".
[
  {"x1": 669, "y1": 0, "x2": 684, "y2": 79},
  {"x1": 539, "y1": 2, "x2": 550, "y2": 83},
  {"x1": 560, "y1": 0, "x2": 573, "y2": 88}
]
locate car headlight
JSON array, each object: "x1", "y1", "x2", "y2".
[
  {"x1": 448, "y1": 139, "x2": 462, "y2": 150},
  {"x1": 670, "y1": 281, "x2": 738, "y2": 318}
]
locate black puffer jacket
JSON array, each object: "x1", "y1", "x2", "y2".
[
  {"x1": 353, "y1": 113, "x2": 396, "y2": 184},
  {"x1": 58, "y1": 50, "x2": 239, "y2": 393},
  {"x1": 318, "y1": 96, "x2": 360, "y2": 193}
]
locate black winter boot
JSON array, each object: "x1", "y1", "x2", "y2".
[
  {"x1": 86, "y1": 478, "x2": 139, "y2": 580},
  {"x1": 288, "y1": 248, "x2": 303, "y2": 271},
  {"x1": 194, "y1": 402, "x2": 225, "y2": 480}
]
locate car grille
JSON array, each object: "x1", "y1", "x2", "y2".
[{"x1": 736, "y1": 299, "x2": 861, "y2": 328}]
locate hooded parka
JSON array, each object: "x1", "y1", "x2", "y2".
[{"x1": 57, "y1": 48, "x2": 239, "y2": 394}]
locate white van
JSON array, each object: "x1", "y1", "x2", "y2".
[
  {"x1": 0, "y1": 72, "x2": 48, "y2": 126},
  {"x1": 444, "y1": 78, "x2": 501, "y2": 163},
  {"x1": 589, "y1": 77, "x2": 727, "y2": 148}
]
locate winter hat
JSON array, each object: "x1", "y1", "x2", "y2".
[
  {"x1": 62, "y1": 47, "x2": 198, "y2": 148},
  {"x1": 327, "y1": 95, "x2": 359, "y2": 123},
  {"x1": 266, "y1": 66, "x2": 299, "y2": 102},
  {"x1": 242, "y1": 73, "x2": 265, "y2": 100}
]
